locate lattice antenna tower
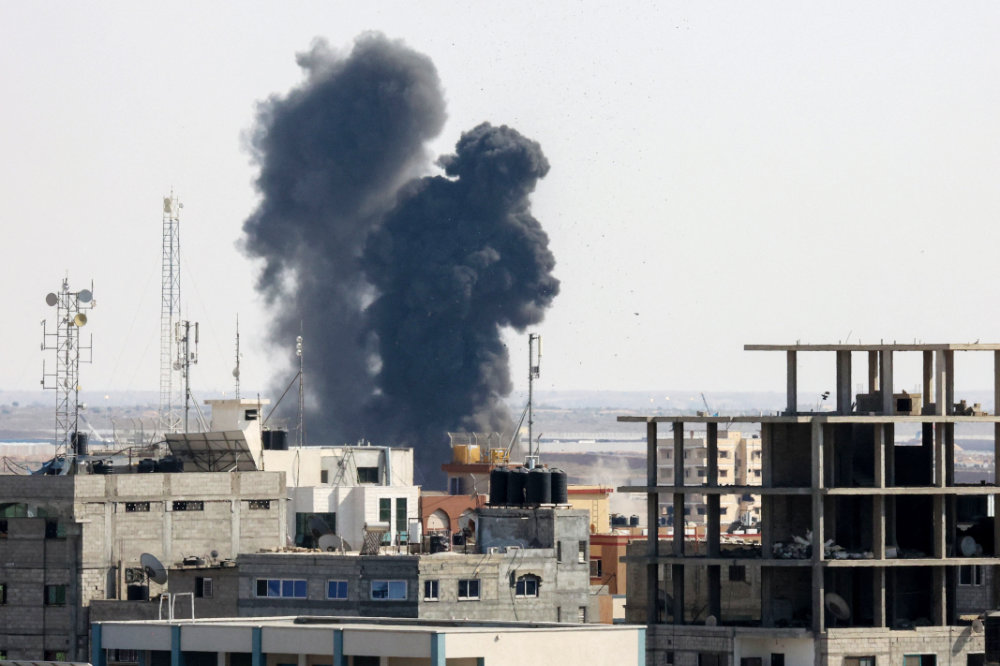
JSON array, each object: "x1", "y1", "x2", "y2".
[
  {"x1": 159, "y1": 192, "x2": 183, "y2": 433},
  {"x1": 41, "y1": 278, "x2": 95, "y2": 456}
]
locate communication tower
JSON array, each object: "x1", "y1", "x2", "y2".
[
  {"x1": 41, "y1": 278, "x2": 95, "y2": 456},
  {"x1": 175, "y1": 320, "x2": 199, "y2": 432},
  {"x1": 526, "y1": 333, "x2": 542, "y2": 467},
  {"x1": 159, "y1": 192, "x2": 182, "y2": 433}
]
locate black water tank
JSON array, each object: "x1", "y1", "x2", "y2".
[
  {"x1": 92, "y1": 460, "x2": 113, "y2": 475},
  {"x1": 126, "y1": 584, "x2": 149, "y2": 601},
  {"x1": 489, "y1": 467, "x2": 509, "y2": 506},
  {"x1": 526, "y1": 467, "x2": 552, "y2": 506},
  {"x1": 158, "y1": 455, "x2": 184, "y2": 473},
  {"x1": 611, "y1": 514, "x2": 628, "y2": 527},
  {"x1": 629, "y1": 515, "x2": 640, "y2": 527},
  {"x1": 429, "y1": 534, "x2": 449, "y2": 554},
  {"x1": 550, "y1": 468, "x2": 568, "y2": 505},
  {"x1": 507, "y1": 467, "x2": 528, "y2": 506},
  {"x1": 137, "y1": 458, "x2": 157, "y2": 474},
  {"x1": 71, "y1": 432, "x2": 88, "y2": 457}
]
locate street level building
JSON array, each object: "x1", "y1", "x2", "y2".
[{"x1": 620, "y1": 342, "x2": 1000, "y2": 665}]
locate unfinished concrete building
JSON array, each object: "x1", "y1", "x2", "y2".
[{"x1": 621, "y1": 343, "x2": 1000, "y2": 665}]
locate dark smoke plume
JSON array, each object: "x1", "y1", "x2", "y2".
[{"x1": 242, "y1": 34, "x2": 559, "y2": 484}]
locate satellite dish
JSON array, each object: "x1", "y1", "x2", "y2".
[
  {"x1": 232, "y1": 367, "x2": 240, "y2": 378},
  {"x1": 210, "y1": 550, "x2": 219, "y2": 559},
  {"x1": 45, "y1": 293, "x2": 58, "y2": 306},
  {"x1": 825, "y1": 592, "x2": 851, "y2": 621},
  {"x1": 973, "y1": 618, "x2": 985, "y2": 634},
  {"x1": 140, "y1": 552, "x2": 168, "y2": 584},
  {"x1": 704, "y1": 615, "x2": 717, "y2": 626},
  {"x1": 73, "y1": 313, "x2": 87, "y2": 327},
  {"x1": 78, "y1": 289, "x2": 92, "y2": 303},
  {"x1": 961, "y1": 536, "x2": 977, "y2": 557}
]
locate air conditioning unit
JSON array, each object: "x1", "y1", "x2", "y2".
[{"x1": 487, "y1": 547, "x2": 500, "y2": 555}]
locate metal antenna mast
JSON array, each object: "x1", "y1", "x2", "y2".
[
  {"x1": 159, "y1": 192, "x2": 183, "y2": 433},
  {"x1": 296, "y1": 334, "x2": 304, "y2": 447},
  {"x1": 41, "y1": 278, "x2": 95, "y2": 458},
  {"x1": 233, "y1": 315, "x2": 241, "y2": 399},
  {"x1": 526, "y1": 333, "x2": 541, "y2": 468},
  {"x1": 175, "y1": 320, "x2": 199, "y2": 432}
]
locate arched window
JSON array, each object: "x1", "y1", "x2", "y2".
[{"x1": 515, "y1": 574, "x2": 540, "y2": 598}]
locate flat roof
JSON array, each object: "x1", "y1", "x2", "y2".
[
  {"x1": 745, "y1": 342, "x2": 1000, "y2": 352},
  {"x1": 618, "y1": 414, "x2": 1000, "y2": 424}
]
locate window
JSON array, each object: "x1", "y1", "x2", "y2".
[
  {"x1": 578, "y1": 606, "x2": 587, "y2": 622},
  {"x1": 960, "y1": 565, "x2": 984, "y2": 586},
  {"x1": 195, "y1": 577, "x2": 213, "y2": 599},
  {"x1": 844, "y1": 659, "x2": 875, "y2": 666},
  {"x1": 458, "y1": 579, "x2": 480, "y2": 600},
  {"x1": 370, "y1": 580, "x2": 406, "y2": 600},
  {"x1": 0, "y1": 582, "x2": 6, "y2": 604},
  {"x1": 172, "y1": 501, "x2": 203, "y2": 511},
  {"x1": 771, "y1": 655, "x2": 784, "y2": 666},
  {"x1": 396, "y1": 497, "x2": 408, "y2": 536},
  {"x1": 320, "y1": 470, "x2": 329, "y2": 484},
  {"x1": 424, "y1": 580, "x2": 439, "y2": 601},
  {"x1": 0, "y1": 519, "x2": 6, "y2": 537},
  {"x1": 249, "y1": 500, "x2": 270, "y2": 510},
  {"x1": 697, "y1": 469, "x2": 706, "y2": 477},
  {"x1": 903, "y1": 657, "x2": 935, "y2": 666},
  {"x1": 44, "y1": 651, "x2": 68, "y2": 661},
  {"x1": 114, "y1": 650, "x2": 140, "y2": 663},
  {"x1": 244, "y1": 409, "x2": 258, "y2": 421},
  {"x1": 379, "y1": 497, "x2": 391, "y2": 523},
  {"x1": 255, "y1": 578, "x2": 307, "y2": 598},
  {"x1": 515, "y1": 575, "x2": 539, "y2": 597},
  {"x1": 720, "y1": 470, "x2": 729, "y2": 478},
  {"x1": 697, "y1": 507, "x2": 707, "y2": 515},
  {"x1": 45, "y1": 519, "x2": 65, "y2": 539},
  {"x1": 720, "y1": 451, "x2": 730, "y2": 458},
  {"x1": 327, "y1": 580, "x2": 348, "y2": 600},
  {"x1": 449, "y1": 477, "x2": 462, "y2": 495},
  {"x1": 729, "y1": 565, "x2": 746, "y2": 582},
  {"x1": 125, "y1": 502, "x2": 150, "y2": 512},
  {"x1": 45, "y1": 584, "x2": 66, "y2": 605},
  {"x1": 578, "y1": 540, "x2": 587, "y2": 563},
  {"x1": 590, "y1": 558, "x2": 603, "y2": 578},
  {"x1": 358, "y1": 467, "x2": 379, "y2": 484}
]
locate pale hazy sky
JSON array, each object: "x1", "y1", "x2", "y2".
[{"x1": 3, "y1": 2, "x2": 1000, "y2": 403}]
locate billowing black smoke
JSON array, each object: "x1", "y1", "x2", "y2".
[{"x1": 242, "y1": 34, "x2": 559, "y2": 484}]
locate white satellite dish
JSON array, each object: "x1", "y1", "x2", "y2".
[
  {"x1": 45, "y1": 293, "x2": 58, "y2": 306},
  {"x1": 78, "y1": 289, "x2": 92, "y2": 303},
  {"x1": 973, "y1": 618, "x2": 985, "y2": 634},
  {"x1": 141, "y1": 552, "x2": 168, "y2": 584},
  {"x1": 318, "y1": 534, "x2": 350, "y2": 553},
  {"x1": 825, "y1": 592, "x2": 851, "y2": 621}
]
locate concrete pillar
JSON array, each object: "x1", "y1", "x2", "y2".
[
  {"x1": 707, "y1": 494, "x2": 720, "y2": 558},
  {"x1": 923, "y1": 350, "x2": 933, "y2": 410},
  {"x1": 333, "y1": 629, "x2": 345, "y2": 666},
  {"x1": 885, "y1": 423, "x2": 896, "y2": 487},
  {"x1": 880, "y1": 350, "x2": 894, "y2": 415},
  {"x1": 935, "y1": 350, "x2": 947, "y2": 416},
  {"x1": 934, "y1": 423, "x2": 946, "y2": 487},
  {"x1": 873, "y1": 568, "x2": 887, "y2": 628},
  {"x1": 90, "y1": 623, "x2": 105, "y2": 666},
  {"x1": 836, "y1": 350, "x2": 852, "y2": 414},
  {"x1": 251, "y1": 627, "x2": 262, "y2": 666},
  {"x1": 872, "y1": 495, "x2": 885, "y2": 559},
  {"x1": 811, "y1": 421, "x2": 825, "y2": 632},
  {"x1": 708, "y1": 565, "x2": 721, "y2": 621},
  {"x1": 874, "y1": 424, "x2": 885, "y2": 488},
  {"x1": 672, "y1": 564, "x2": 685, "y2": 624},
  {"x1": 869, "y1": 350, "x2": 879, "y2": 393},
  {"x1": 646, "y1": 420, "x2": 659, "y2": 625},
  {"x1": 787, "y1": 350, "x2": 798, "y2": 414},
  {"x1": 673, "y1": 422, "x2": 684, "y2": 557},
  {"x1": 945, "y1": 350, "x2": 955, "y2": 415},
  {"x1": 707, "y1": 423, "x2": 718, "y2": 485},
  {"x1": 430, "y1": 633, "x2": 445, "y2": 666}
]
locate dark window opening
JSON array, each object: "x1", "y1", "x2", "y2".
[
  {"x1": 729, "y1": 565, "x2": 746, "y2": 582},
  {"x1": 173, "y1": 501, "x2": 204, "y2": 511},
  {"x1": 125, "y1": 502, "x2": 150, "y2": 512},
  {"x1": 249, "y1": 500, "x2": 270, "y2": 510},
  {"x1": 195, "y1": 577, "x2": 213, "y2": 598},
  {"x1": 244, "y1": 409, "x2": 258, "y2": 421},
  {"x1": 358, "y1": 467, "x2": 379, "y2": 484},
  {"x1": 45, "y1": 519, "x2": 66, "y2": 539},
  {"x1": 45, "y1": 584, "x2": 66, "y2": 605}
]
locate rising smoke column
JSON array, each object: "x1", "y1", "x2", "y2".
[
  {"x1": 363, "y1": 123, "x2": 559, "y2": 476},
  {"x1": 242, "y1": 34, "x2": 446, "y2": 445},
  {"x1": 242, "y1": 35, "x2": 559, "y2": 483}
]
